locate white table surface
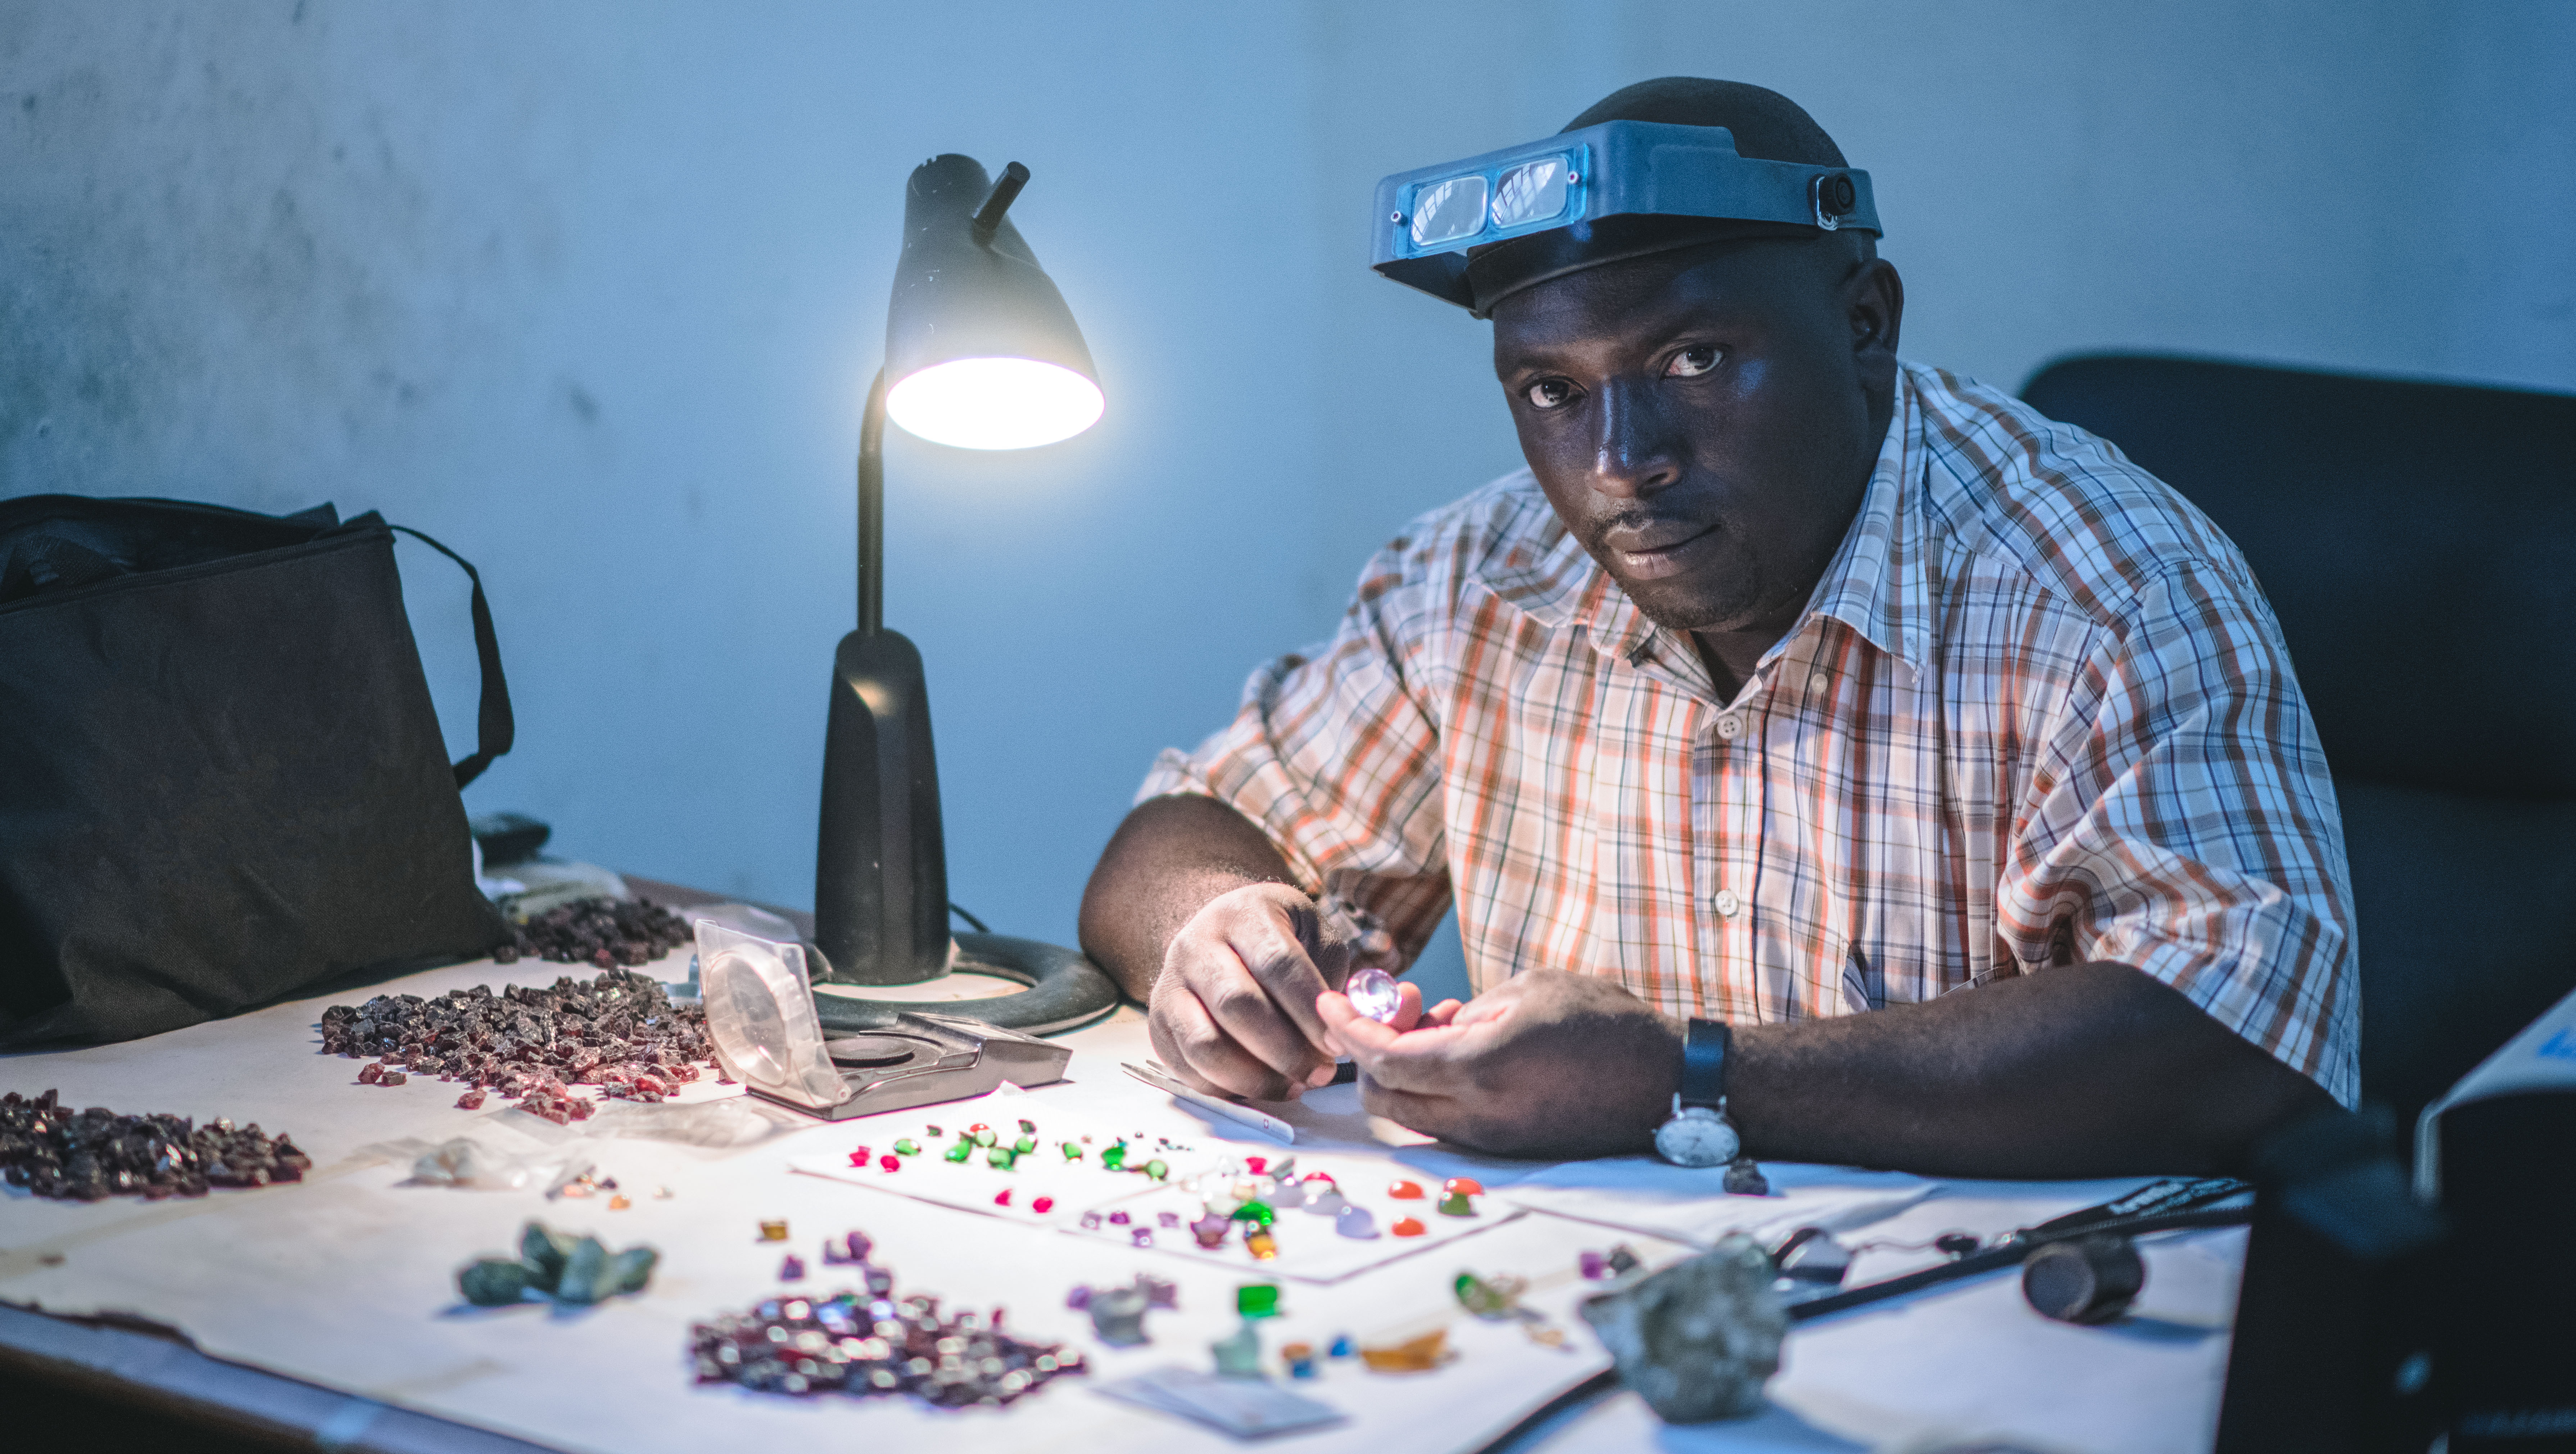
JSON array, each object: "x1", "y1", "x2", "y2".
[{"x1": 0, "y1": 949, "x2": 2242, "y2": 1454}]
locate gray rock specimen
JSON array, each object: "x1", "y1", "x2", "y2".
[{"x1": 1577, "y1": 1234, "x2": 1787, "y2": 1423}]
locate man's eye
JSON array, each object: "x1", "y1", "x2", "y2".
[
  {"x1": 1524, "y1": 379, "x2": 1575, "y2": 409},
  {"x1": 1665, "y1": 347, "x2": 1722, "y2": 378}
]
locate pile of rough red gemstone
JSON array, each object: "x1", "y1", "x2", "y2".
[
  {"x1": 691, "y1": 1231, "x2": 1083, "y2": 1407},
  {"x1": 319, "y1": 968, "x2": 718, "y2": 1122},
  {"x1": 0, "y1": 1089, "x2": 311, "y2": 1202},
  {"x1": 493, "y1": 896, "x2": 695, "y2": 967}
]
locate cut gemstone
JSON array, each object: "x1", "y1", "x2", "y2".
[
  {"x1": 1387, "y1": 1179, "x2": 1424, "y2": 1199},
  {"x1": 1438, "y1": 1191, "x2": 1476, "y2": 1216},
  {"x1": 878, "y1": 1155, "x2": 899, "y2": 1173},
  {"x1": 1236, "y1": 1283, "x2": 1282, "y2": 1318},
  {"x1": 1345, "y1": 966, "x2": 1402, "y2": 1023},
  {"x1": 1335, "y1": 1206, "x2": 1379, "y2": 1239},
  {"x1": 1444, "y1": 1177, "x2": 1484, "y2": 1196},
  {"x1": 1390, "y1": 1217, "x2": 1426, "y2": 1237}
]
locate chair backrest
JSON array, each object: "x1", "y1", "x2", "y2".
[{"x1": 2020, "y1": 355, "x2": 2576, "y2": 1128}]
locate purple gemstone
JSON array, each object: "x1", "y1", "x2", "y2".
[
  {"x1": 1130, "y1": 1228, "x2": 1153, "y2": 1247},
  {"x1": 1579, "y1": 1250, "x2": 1608, "y2": 1280},
  {"x1": 1108, "y1": 1211, "x2": 1131, "y2": 1226}
]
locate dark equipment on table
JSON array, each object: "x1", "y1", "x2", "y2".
[
  {"x1": 2019, "y1": 1235, "x2": 2146, "y2": 1326},
  {"x1": 809, "y1": 151, "x2": 1118, "y2": 1035},
  {"x1": 0, "y1": 496, "x2": 512, "y2": 1045}
]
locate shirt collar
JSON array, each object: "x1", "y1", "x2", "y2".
[{"x1": 1471, "y1": 364, "x2": 1936, "y2": 674}]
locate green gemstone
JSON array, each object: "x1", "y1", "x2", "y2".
[
  {"x1": 1235, "y1": 1282, "x2": 1282, "y2": 1319},
  {"x1": 944, "y1": 1141, "x2": 973, "y2": 1163},
  {"x1": 1061, "y1": 1142, "x2": 1083, "y2": 1160},
  {"x1": 1229, "y1": 1200, "x2": 1275, "y2": 1227},
  {"x1": 986, "y1": 1147, "x2": 1016, "y2": 1170},
  {"x1": 1013, "y1": 1135, "x2": 1036, "y2": 1155},
  {"x1": 893, "y1": 1139, "x2": 920, "y2": 1156},
  {"x1": 1101, "y1": 1143, "x2": 1127, "y2": 1170},
  {"x1": 1439, "y1": 1191, "x2": 1476, "y2": 1216},
  {"x1": 1018, "y1": 1119, "x2": 1036, "y2": 1135},
  {"x1": 973, "y1": 1129, "x2": 997, "y2": 1147},
  {"x1": 1144, "y1": 1159, "x2": 1169, "y2": 1180}
]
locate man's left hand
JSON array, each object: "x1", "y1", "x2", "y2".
[{"x1": 1317, "y1": 969, "x2": 1683, "y2": 1158}]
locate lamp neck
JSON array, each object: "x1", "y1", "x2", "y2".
[{"x1": 857, "y1": 366, "x2": 887, "y2": 636}]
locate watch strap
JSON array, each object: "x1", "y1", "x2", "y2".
[{"x1": 1679, "y1": 1017, "x2": 1730, "y2": 1110}]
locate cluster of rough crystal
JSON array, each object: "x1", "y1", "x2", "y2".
[
  {"x1": 691, "y1": 1234, "x2": 1083, "y2": 1407},
  {"x1": 0, "y1": 1089, "x2": 311, "y2": 1202},
  {"x1": 459, "y1": 1219, "x2": 657, "y2": 1306},
  {"x1": 493, "y1": 896, "x2": 695, "y2": 968},
  {"x1": 318, "y1": 968, "x2": 715, "y2": 1116}
]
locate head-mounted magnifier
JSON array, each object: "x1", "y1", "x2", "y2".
[{"x1": 1371, "y1": 120, "x2": 1880, "y2": 315}]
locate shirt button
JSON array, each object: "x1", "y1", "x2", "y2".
[
  {"x1": 1808, "y1": 671, "x2": 1830, "y2": 693},
  {"x1": 1712, "y1": 889, "x2": 1743, "y2": 918},
  {"x1": 1715, "y1": 713, "x2": 1744, "y2": 740}
]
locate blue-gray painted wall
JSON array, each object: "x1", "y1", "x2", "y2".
[{"x1": 4, "y1": 2, "x2": 2570, "y2": 1003}]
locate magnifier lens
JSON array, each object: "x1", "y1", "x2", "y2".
[
  {"x1": 1489, "y1": 157, "x2": 1570, "y2": 230},
  {"x1": 1409, "y1": 174, "x2": 1490, "y2": 248}
]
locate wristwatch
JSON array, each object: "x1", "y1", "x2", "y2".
[{"x1": 1652, "y1": 1017, "x2": 1742, "y2": 1168}]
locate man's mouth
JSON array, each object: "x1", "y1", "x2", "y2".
[{"x1": 1602, "y1": 521, "x2": 1721, "y2": 580}]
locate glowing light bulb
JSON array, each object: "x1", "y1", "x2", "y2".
[{"x1": 884, "y1": 357, "x2": 1103, "y2": 450}]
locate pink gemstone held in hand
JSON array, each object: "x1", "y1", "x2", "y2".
[{"x1": 1345, "y1": 967, "x2": 1402, "y2": 1024}]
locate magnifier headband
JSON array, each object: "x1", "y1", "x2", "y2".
[{"x1": 1370, "y1": 120, "x2": 1880, "y2": 315}]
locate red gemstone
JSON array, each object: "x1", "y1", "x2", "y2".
[
  {"x1": 357, "y1": 1064, "x2": 383, "y2": 1084},
  {"x1": 994, "y1": 1189, "x2": 1013, "y2": 1207},
  {"x1": 1245, "y1": 1156, "x2": 1267, "y2": 1175},
  {"x1": 1444, "y1": 1177, "x2": 1485, "y2": 1196},
  {"x1": 849, "y1": 1147, "x2": 872, "y2": 1168},
  {"x1": 878, "y1": 1155, "x2": 899, "y2": 1173},
  {"x1": 1033, "y1": 1196, "x2": 1055, "y2": 1213},
  {"x1": 456, "y1": 1090, "x2": 486, "y2": 1110}
]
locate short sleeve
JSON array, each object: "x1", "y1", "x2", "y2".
[
  {"x1": 2004, "y1": 561, "x2": 2362, "y2": 1106},
  {"x1": 1138, "y1": 545, "x2": 1455, "y2": 963}
]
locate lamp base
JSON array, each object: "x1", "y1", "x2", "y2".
[{"x1": 813, "y1": 628, "x2": 950, "y2": 985}]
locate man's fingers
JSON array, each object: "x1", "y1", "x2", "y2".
[
  {"x1": 1153, "y1": 983, "x2": 1299, "y2": 1101},
  {"x1": 1422, "y1": 998, "x2": 1464, "y2": 1026},
  {"x1": 1227, "y1": 911, "x2": 1336, "y2": 1056},
  {"x1": 1188, "y1": 945, "x2": 1330, "y2": 1088},
  {"x1": 1318, "y1": 990, "x2": 1491, "y2": 1094}
]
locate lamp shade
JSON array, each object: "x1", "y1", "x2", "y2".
[{"x1": 883, "y1": 154, "x2": 1102, "y2": 450}]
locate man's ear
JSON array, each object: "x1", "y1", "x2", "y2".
[{"x1": 1847, "y1": 257, "x2": 1904, "y2": 366}]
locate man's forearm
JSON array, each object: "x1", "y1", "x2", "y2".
[
  {"x1": 1729, "y1": 961, "x2": 2337, "y2": 1178},
  {"x1": 1077, "y1": 794, "x2": 1299, "y2": 1000}
]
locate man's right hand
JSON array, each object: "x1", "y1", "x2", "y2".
[{"x1": 1147, "y1": 882, "x2": 1352, "y2": 1101}]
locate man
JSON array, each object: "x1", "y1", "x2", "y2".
[{"x1": 1078, "y1": 78, "x2": 2355, "y2": 1178}]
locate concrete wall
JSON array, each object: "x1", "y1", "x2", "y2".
[{"x1": 4, "y1": 1, "x2": 2569, "y2": 993}]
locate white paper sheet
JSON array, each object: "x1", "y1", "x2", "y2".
[{"x1": 1496, "y1": 1157, "x2": 1935, "y2": 1250}]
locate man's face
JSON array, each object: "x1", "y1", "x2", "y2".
[{"x1": 1492, "y1": 240, "x2": 1894, "y2": 637}]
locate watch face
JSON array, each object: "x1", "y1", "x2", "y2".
[{"x1": 1654, "y1": 1107, "x2": 1740, "y2": 1168}]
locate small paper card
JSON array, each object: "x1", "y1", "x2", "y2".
[{"x1": 1094, "y1": 1367, "x2": 1346, "y2": 1439}]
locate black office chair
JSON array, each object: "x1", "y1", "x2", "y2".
[{"x1": 2020, "y1": 355, "x2": 2576, "y2": 1134}]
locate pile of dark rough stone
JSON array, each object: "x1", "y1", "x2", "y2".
[
  {"x1": 494, "y1": 896, "x2": 696, "y2": 968},
  {"x1": 691, "y1": 1231, "x2": 1082, "y2": 1406},
  {"x1": 0, "y1": 1089, "x2": 311, "y2": 1202},
  {"x1": 319, "y1": 967, "x2": 719, "y2": 1123}
]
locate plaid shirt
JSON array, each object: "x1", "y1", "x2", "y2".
[{"x1": 1142, "y1": 363, "x2": 2360, "y2": 1105}]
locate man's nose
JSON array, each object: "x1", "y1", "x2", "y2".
[{"x1": 1587, "y1": 379, "x2": 1683, "y2": 500}]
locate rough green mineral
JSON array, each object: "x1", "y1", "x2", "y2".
[{"x1": 459, "y1": 1259, "x2": 530, "y2": 1306}]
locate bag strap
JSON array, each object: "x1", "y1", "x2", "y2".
[{"x1": 389, "y1": 525, "x2": 515, "y2": 789}]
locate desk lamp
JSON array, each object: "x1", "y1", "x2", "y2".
[{"x1": 813, "y1": 154, "x2": 1107, "y2": 1014}]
